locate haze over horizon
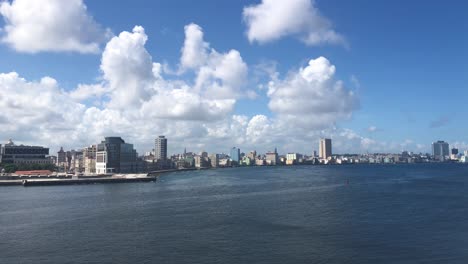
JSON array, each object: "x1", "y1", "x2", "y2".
[{"x1": 0, "y1": 0, "x2": 467, "y2": 155}]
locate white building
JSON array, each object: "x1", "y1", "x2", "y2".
[
  {"x1": 319, "y1": 138, "x2": 332, "y2": 160},
  {"x1": 155, "y1": 136, "x2": 168, "y2": 161}
]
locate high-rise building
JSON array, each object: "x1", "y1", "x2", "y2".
[
  {"x1": 96, "y1": 137, "x2": 137, "y2": 174},
  {"x1": 319, "y1": 138, "x2": 332, "y2": 159},
  {"x1": 432, "y1": 141, "x2": 449, "y2": 161},
  {"x1": 209, "y1": 154, "x2": 219, "y2": 168},
  {"x1": 230, "y1": 147, "x2": 240, "y2": 163},
  {"x1": 155, "y1": 136, "x2": 167, "y2": 161},
  {"x1": 451, "y1": 148, "x2": 459, "y2": 155},
  {"x1": 265, "y1": 147, "x2": 278, "y2": 165}
]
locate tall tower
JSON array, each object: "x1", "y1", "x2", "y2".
[
  {"x1": 432, "y1": 140, "x2": 449, "y2": 161},
  {"x1": 319, "y1": 138, "x2": 332, "y2": 159},
  {"x1": 230, "y1": 147, "x2": 240, "y2": 163},
  {"x1": 57, "y1": 147, "x2": 66, "y2": 164},
  {"x1": 155, "y1": 136, "x2": 168, "y2": 161}
]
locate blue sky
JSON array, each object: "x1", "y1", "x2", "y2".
[{"x1": 0, "y1": 0, "x2": 467, "y2": 155}]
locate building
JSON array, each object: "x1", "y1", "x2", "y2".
[
  {"x1": 56, "y1": 147, "x2": 69, "y2": 172},
  {"x1": 48, "y1": 156, "x2": 57, "y2": 165},
  {"x1": 209, "y1": 154, "x2": 219, "y2": 168},
  {"x1": 247, "y1": 151, "x2": 257, "y2": 160},
  {"x1": 230, "y1": 147, "x2": 240, "y2": 164},
  {"x1": 0, "y1": 139, "x2": 52, "y2": 165},
  {"x1": 286, "y1": 153, "x2": 295, "y2": 165},
  {"x1": 14, "y1": 170, "x2": 53, "y2": 176},
  {"x1": 195, "y1": 155, "x2": 210, "y2": 168},
  {"x1": 432, "y1": 141, "x2": 449, "y2": 161},
  {"x1": 255, "y1": 158, "x2": 265, "y2": 166},
  {"x1": 240, "y1": 156, "x2": 253, "y2": 166},
  {"x1": 96, "y1": 137, "x2": 137, "y2": 174},
  {"x1": 154, "y1": 136, "x2": 167, "y2": 161},
  {"x1": 265, "y1": 148, "x2": 278, "y2": 165},
  {"x1": 57, "y1": 147, "x2": 66, "y2": 164},
  {"x1": 72, "y1": 151, "x2": 84, "y2": 173},
  {"x1": 83, "y1": 145, "x2": 97, "y2": 174},
  {"x1": 460, "y1": 155, "x2": 468, "y2": 163},
  {"x1": 286, "y1": 153, "x2": 303, "y2": 165},
  {"x1": 319, "y1": 138, "x2": 332, "y2": 160},
  {"x1": 219, "y1": 158, "x2": 231, "y2": 167}
]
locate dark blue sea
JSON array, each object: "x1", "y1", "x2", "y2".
[{"x1": 2, "y1": 164, "x2": 468, "y2": 263}]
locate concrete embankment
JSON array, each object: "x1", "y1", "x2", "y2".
[
  {"x1": 1, "y1": 168, "x2": 212, "y2": 186},
  {"x1": 0, "y1": 180, "x2": 23, "y2": 186},
  {"x1": 0, "y1": 176, "x2": 156, "y2": 187}
]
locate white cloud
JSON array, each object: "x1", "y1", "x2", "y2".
[
  {"x1": 246, "y1": 115, "x2": 272, "y2": 143},
  {"x1": 267, "y1": 56, "x2": 358, "y2": 130},
  {"x1": 180, "y1": 23, "x2": 209, "y2": 70},
  {"x1": 100, "y1": 24, "x2": 246, "y2": 121},
  {"x1": 0, "y1": 0, "x2": 108, "y2": 53},
  {"x1": 180, "y1": 23, "x2": 249, "y2": 100},
  {"x1": 68, "y1": 84, "x2": 109, "y2": 102},
  {"x1": 368, "y1": 126, "x2": 378, "y2": 133},
  {"x1": 0, "y1": 23, "x2": 250, "y2": 153},
  {"x1": 243, "y1": 0, "x2": 345, "y2": 46},
  {"x1": 101, "y1": 26, "x2": 154, "y2": 109},
  {"x1": 0, "y1": 24, "x2": 371, "y2": 156},
  {"x1": 0, "y1": 72, "x2": 86, "y2": 146}
]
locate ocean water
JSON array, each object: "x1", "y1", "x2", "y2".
[{"x1": 2, "y1": 164, "x2": 468, "y2": 264}]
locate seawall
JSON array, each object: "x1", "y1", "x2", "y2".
[{"x1": 0, "y1": 176, "x2": 156, "y2": 187}]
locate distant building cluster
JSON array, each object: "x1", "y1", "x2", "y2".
[{"x1": 1, "y1": 137, "x2": 468, "y2": 175}]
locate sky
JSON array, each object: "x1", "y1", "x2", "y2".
[{"x1": 0, "y1": 0, "x2": 467, "y2": 156}]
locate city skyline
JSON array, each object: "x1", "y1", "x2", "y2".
[
  {"x1": 3, "y1": 136, "x2": 466, "y2": 176},
  {"x1": 1, "y1": 0, "x2": 468, "y2": 155}
]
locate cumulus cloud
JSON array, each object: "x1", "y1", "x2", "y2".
[
  {"x1": 0, "y1": 23, "x2": 251, "y2": 152},
  {"x1": 0, "y1": 72, "x2": 86, "y2": 145},
  {"x1": 243, "y1": 0, "x2": 345, "y2": 46},
  {"x1": 101, "y1": 26, "x2": 154, "y2": 109},
  {"x1": 0, "y1": 69, "x2": 406, "y2": 155},
  {"x1": 68, "y1": 84, "x2": 109, "y2": 102},
  {"x1": 180, "y1": 23, "x2": 209, "y2": 70},
  {"x1": 63, "y1": 24, "x2": 247, "y2": 121},
  {"x1": 267, "y1": 56, "x2": 358, "y2": 130},
  {"x1": 246, "y1": 115, "x2": 272, "y2": 143},
  {"x1": 0, "y1": 0, "x2": 109, "y2": 53},
  {"x1": 0, "y1": 24, "x2": 370, "y2": 156},
  {"x1": 181, "y1": 23, "x2": 249, "y2": 100},
  {"x1": 0, "y1": 70, "x2": 236, "y2": 153}
]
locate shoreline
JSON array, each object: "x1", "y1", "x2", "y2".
[
  {"x1": 1, "y1": 162, "x2": 465, "y2": 187},
  {"x1": 0, "y1": 175, "x2": 156, "y2": 187}
]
